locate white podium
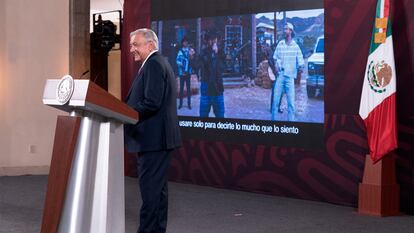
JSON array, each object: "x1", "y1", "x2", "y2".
[{"x1": 41, "y1": 77, "x2": 138, "y2": 233}]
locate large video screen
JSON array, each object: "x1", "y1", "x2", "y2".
[{"x1": 151, "y1": 0, "x2": 324, "y2": 149}]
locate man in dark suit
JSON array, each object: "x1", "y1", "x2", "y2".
[{"x1": 124, "y1": 28, "x2": 182, "y2": 233}]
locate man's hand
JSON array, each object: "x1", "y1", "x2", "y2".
[
  {"x1": 274, "y1": 64, "x2": 280, "y2": 76},
  {"x1": 189, "y1": 48, "x2": 195, "y2": 57},
  {"x1": 212, "y1": 43, "x2": 218, "y2": 53}
]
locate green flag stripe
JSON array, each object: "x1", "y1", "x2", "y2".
[
  {"x1": 376, "y1": 0, "x2": 382, "y2": 18},
  {"x1": 369, "y1": 8, "x2": 392, "y2": 54}
]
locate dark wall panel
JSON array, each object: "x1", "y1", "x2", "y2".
[{"x1": 123, "y1": 0, "x2": 414, "y2": 213}]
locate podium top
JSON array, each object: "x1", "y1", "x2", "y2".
[{"x1": 43, "y1": 79, "x2": 138, "y2": 124}]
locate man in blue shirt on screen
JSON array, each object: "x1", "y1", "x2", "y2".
[
  {"x1": 271, "y1": 22, "x2": 304, "y2": 121},
  {"x1": 176, "y1": 37, "x2": 192, "y2": 109}
]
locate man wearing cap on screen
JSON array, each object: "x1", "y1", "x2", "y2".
[
  {"x1": 176, "y1": 37, "x2": 192, "y2": 109},
  {"x1": 271, "y1": 22, "x2": 304, "y2": 121},
  {"x1": 199, "y1": 33, "x2": 225, "y2": 118}
]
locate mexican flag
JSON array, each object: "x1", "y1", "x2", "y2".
[{"x1": 359, "y1": 0, "x2": 397, "y2": 163}]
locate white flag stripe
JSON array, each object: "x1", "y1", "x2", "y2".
[
  {"x1": 380, "y1": 0, "x2": 384, "y2": 18},
  {"x1": 359, "y1": 35, "x2": 396, "y2": 119},
  {"x1": 379, "y1": 0, "x2": 384, "y2": 33}
]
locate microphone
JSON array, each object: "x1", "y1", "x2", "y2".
[{"x1": 79, "y1": 70, "x2": 90, "y2": 79}]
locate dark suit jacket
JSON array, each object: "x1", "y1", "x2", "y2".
[
  {"x1": 124, "y1": 52, "x2": 182, "y2": 152},
  {"x1": 200, "y1": 47, "x2": 224, "y2": 96}
]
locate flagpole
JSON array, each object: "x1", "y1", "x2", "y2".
[{"x1": 357, "y1": 0, "x2": 400, "y2": 217}]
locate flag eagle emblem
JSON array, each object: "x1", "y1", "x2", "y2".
[{"x1": 366, "y1": 60, "x2": 393, "y2": 93}]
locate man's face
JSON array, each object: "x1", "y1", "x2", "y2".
[
  {"x1": 284, "y1": 26, "x2": 292, "y2": 38},
  {"x1": 182, "y1": 41, "x2": 189, "y2": 48},
  {"x1": 208, "y1": 37, "x2": 218, "y2": 46},
  {"x1": 130, "y1": 34, "x2": 152, "y2": 62}
]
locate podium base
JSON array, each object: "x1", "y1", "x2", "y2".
[
  {"x1": 357, "y1": 154, "x2": 400, "y2": 216},
  {"x1": 358, "y1": 183, "x2": 400, "y2": 216},
  {"x1": 41, "y1": 114, "x2": 126, "y2": 233}
]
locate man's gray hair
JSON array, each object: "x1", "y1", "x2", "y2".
[{"x1": 130, "y1": 28, "x2": 159, "y2": 50}]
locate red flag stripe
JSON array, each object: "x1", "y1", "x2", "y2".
[
  {"x1": 384, "y1": 0, "x2": 390, "y2": 18},
  {"x1": 363, "y1": 93, "x2": 397, "y2": 163}
]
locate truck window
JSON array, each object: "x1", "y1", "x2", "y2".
[{"x1": 315, "y1": 38, "x2": 324, "y2": 53}]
